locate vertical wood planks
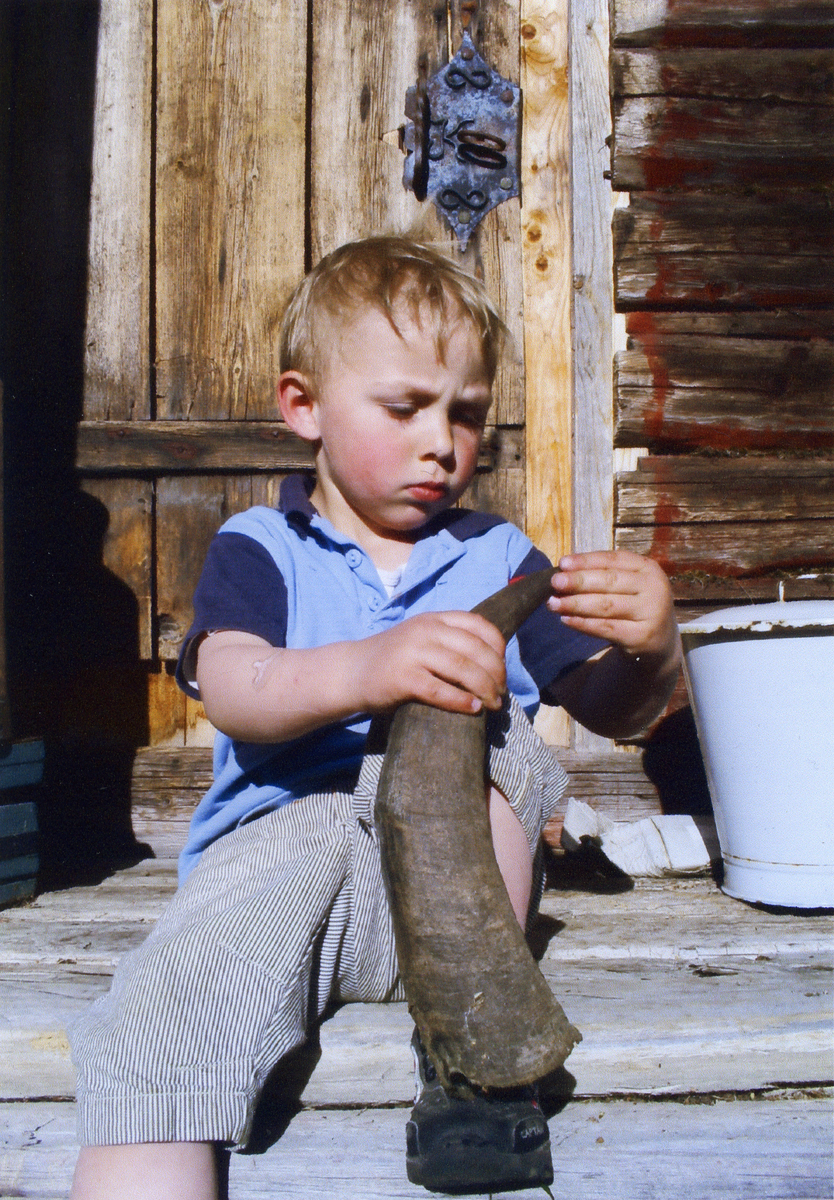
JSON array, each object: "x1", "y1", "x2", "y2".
[
  {"x1": 155, "y1": 0, "x2": 308, "y2": 420},
  {"x1": 83, "y1": 0, "x2": 153, "y2": 422},
  {"x1": 521, "y1": 0, "x2": 616, "y2": 751},
  {"x1": 81, "y1": 478, "x2": 154, "y2": 661},
  {"x1": 570, "y1": 0, "x2": 615, "y2": 754},
  {"x1": 153, "y1": 0, "x2": 309, "y2": 667},
  {"x1": 519, "y1": 1, "x2": 571, "y2": 566},
  {"x1": 81, "y1": 0, "x2": 582, "y2": 742},
  {"x1": 466, "y1": 430, "x2": 526, "y2": 530},
  {"x1": 147, "y1": 666, "x2": 187, "y2": 748},
  {"x1": 82, "y1": 0, "x2": 154, "y2": 658},
  {"x1": 457, "y1": 0, "x2": 526, "y2": 430},
  {"x1": 310, "y1": 0, "x2": 525, "y2": 459},
  {"x1": 520, "y1": 0, "x2": 572, "y2": 748},
  {"x1": 156, "y1": 476, "x2": 249, "y2": 661},
  {"x1": 476, "y1": 203, "x2": 527, "y2": 430},
  {"x1": 309, "y1": 0, "x2": 446, "y2": 261},
  {"x1": 570, "y1": 0, "x2": 613, "y2": 556}
]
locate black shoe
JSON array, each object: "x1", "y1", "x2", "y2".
[{"x1": 405, "y1": 1030, "x2": 554, "y2": 1195}]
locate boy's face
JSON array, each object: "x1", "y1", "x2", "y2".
[{"x1": 300, "y1": 302, "x2": 492, "y2": 548}]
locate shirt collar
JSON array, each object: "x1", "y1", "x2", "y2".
[
  {"x1": 279, "y1": 473, "x2": 318, "y2": 520},
  {"x1": 276, "y1": 472, "x2": 504, "y2": 547}
]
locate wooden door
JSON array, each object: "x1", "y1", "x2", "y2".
[{"x1": 75, "y1": 0, "x2": 608, "y2": 748}]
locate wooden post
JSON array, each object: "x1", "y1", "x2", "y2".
[
  {"x1": 570, "y1": 0, "x2": 614, "y2": 557},
  {"x1": 520, "y1": 0, "x2": 572, "y2": 748},
  {"x1": 570, "y1": 0, "x2": 615, "y2": 753},
  {"x1": 520, "y1": 0, "x2": 571, "y2": 567},
  {"x1": 522, "y1": 0, "x2": 615, "y2": 750}
]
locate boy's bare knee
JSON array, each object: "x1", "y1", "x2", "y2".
[
  {"x1": 71, "y1": 1142, "x2": 218, "y2": 1200},
  {"x1": 488, "y1": 785, "x2": 533, "y2": 927}
]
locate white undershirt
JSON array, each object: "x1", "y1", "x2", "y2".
[{"x1": 376, "y1": 565, "x2": 405, "y2": 598}]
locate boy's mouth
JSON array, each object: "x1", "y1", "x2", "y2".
[{"x1": 406, "y1": 481, "x2": 450, "y2": 504}]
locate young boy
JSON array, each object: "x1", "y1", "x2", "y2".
[{"x1": 69, "y1": 236, "x2": 681, "y2": 1199}]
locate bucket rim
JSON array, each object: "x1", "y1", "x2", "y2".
[{"x1": 680, "y1": 599, "x2": 834, "y2": 636}]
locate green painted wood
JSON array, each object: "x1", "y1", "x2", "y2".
[{"x1": 0, "y1": 742, "x2": 44, "y2": 791}]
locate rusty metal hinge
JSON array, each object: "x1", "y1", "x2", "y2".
[{"x1": 402, "y1": 29, "x2": 521, "y2": 251}]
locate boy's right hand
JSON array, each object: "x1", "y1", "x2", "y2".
[{"x1": 356, "y1": 612, "x2": 507, "y2": 716}]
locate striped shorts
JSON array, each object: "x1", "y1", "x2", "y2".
[{"x1": 69, "y1": 697, "x2": 568, "y2": 1149}]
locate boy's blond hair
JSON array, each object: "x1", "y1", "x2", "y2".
[{"x1": 279, "y1": 236, "x2": 505, "y2": 383}]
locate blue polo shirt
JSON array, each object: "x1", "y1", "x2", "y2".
[{"x1": 175, "y1": 475, "x2": 605, "y2": 881}]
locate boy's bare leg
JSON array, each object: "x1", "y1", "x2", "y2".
[
  {"x1": 70, "y1": 1142, "x2": 218, "y2": 1200},
  {"x1": 488, "y1": 785, "x2": 533, "y2": 927}
]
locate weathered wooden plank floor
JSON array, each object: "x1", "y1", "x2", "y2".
[
  {"x1": 1, "y1": 850, "x2": 832, "y2": 1198},
  {"x1": 3, "y1": 1093, "x2": 832, "y2": 1200}
]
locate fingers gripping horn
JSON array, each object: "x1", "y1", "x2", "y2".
[{"x1": 372, "y1": 569, "x2": 581, "y2": 1091}]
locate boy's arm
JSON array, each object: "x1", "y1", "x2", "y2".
[
  {"x1": 195, "y1": 611, "x2": 508, "y2": 744},
  {"x1": 545, "y1": 550, "x2": 682, "y2": 739}
]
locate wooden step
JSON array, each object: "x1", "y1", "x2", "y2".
[
  {"x1": 1, "y1": 867, "x2": 830, "y2": 1103},
  {"x1": 2, "y1": 1092, "x2": 832, "y2": 1200},
  {"x1": 1, "y1": 827, "x2": 830, "y2": 1198},
  {"x1": 127, "y1": 746, "x2": 706, "y2": 858}
]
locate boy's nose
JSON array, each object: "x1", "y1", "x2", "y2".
[{"x1": 422, "y1": 411, "x2": 455, "y2": 462}]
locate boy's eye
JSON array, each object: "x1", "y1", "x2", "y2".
[
  {"x1": 384, "y1": 404, "x2": 416, "y2": 419},
  {"x1": 452, "y1": 405, "x2": 489, "y2": 430}
]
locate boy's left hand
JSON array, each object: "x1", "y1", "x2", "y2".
[{"x1": 546, "y1": 549, "x2": 679, "y2": 663}]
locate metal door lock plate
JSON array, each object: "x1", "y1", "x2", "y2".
[{"x1": 403, "y1": 31, "x2": 521, "y2": 250}]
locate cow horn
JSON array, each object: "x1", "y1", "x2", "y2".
[{"x1": 373, "y1": 569, "x2": 580, "y2": 1091}]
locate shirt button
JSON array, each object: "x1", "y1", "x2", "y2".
[
  {"x1": 368, "y1": 594, "x2": 381, "y2": 611},
  {"x1": 345, "y1": 548, "x2": 363, "y2": 569}
]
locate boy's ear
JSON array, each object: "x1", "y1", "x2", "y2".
[{"x1": 277, "y1": 370, "x2": 321, "y2": 442}]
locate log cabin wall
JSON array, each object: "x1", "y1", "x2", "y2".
[{"x1": 609, "y1": 0, "x2": 834, "y2": 660}]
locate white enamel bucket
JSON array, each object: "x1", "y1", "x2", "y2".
[{"x1": 680, "y1": 600, "x2": 834, "y2": 908}]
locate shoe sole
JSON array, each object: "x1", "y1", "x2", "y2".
[{"x1": 405, "y1": 1115, "x2": 554, "y2": 1194}]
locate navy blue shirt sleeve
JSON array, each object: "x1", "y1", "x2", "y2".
[
  {"x1": 513, "y1": 547, "x2": 609, "y2": 694},
  {"x1": 175, "y1": 532, "x2": 289, "y2": 699}
]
